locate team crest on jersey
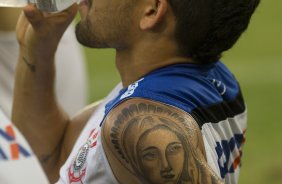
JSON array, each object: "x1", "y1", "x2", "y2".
[{"x1": 68, "y1": 128, "x2": 99, "y2": 184}]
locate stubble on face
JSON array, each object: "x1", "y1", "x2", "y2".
[
  {"x1": 75, "y1": 17, "x2": 106, "y2": 48},
  {"x1": 75, "y1": 0, "x2": 136, "y2": 49}
]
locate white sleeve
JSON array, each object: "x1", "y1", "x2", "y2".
[{"x1": 0, "y1": 109, "x2": 49, "y2": 184}]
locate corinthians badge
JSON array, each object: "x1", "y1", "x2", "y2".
[{"x1": 68, "y1": 129, "x2": 99, "y2": 183}]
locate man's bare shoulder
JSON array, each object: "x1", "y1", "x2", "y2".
[{"x1": 102, "y1": 98, "x2": 223, "y2": 184}]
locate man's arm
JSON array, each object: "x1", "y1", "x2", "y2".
[
  {"x1": 102, "y1": 98, "x2": 223, "y2": 184},
  {"x1": 11, "y1": 5, "x2": 87, "y2": 183}
]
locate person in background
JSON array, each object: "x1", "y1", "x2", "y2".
[
  {"x1": 0, "y1": 7, "x2": 88, "y2": 117},
  {"x1": 0, "y1": 7, "x2": 87, "y2": 183},
  {"x1": 0, "y1": 108, "x2": 49, "y2": 183}
]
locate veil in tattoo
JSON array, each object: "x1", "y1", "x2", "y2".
[{"x1": 107, "y1": 102, "x2": 223, "y2": 184}]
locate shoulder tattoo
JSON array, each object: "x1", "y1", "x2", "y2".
[{"x1": 102, "y1": 99, "x2": 223, "y2": 184}]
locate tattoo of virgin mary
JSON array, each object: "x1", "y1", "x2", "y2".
[{"x1": 103, "y1": 102, "x2": 223, "y2": 184}]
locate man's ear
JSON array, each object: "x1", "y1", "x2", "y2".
[{"x1": 139, "y1": 0, "x2": 168, "y2": 30}]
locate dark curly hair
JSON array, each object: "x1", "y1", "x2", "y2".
[{"x1": 168, "y1": 0, "x2": 260, "y2": 64}]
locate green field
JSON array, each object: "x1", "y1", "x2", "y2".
[{"x1": 82, "y1": 1, "x2": 282, "y2": 183}]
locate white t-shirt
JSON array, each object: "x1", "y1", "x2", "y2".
[
  {"x1": 0, "y1": 108, "x2": 49, "y2": 183},
  {"x1": 0, "y1": 24, "x2": 88, "y2": 118}
]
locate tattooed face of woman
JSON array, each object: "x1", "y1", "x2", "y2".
[
  {"x1": 137, "y1": 127, "x2": 185, "y2": 184},
  {"x1": 104, "y1": 102, "x2": 222, "y2": 184}
]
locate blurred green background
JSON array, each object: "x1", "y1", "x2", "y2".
[{"x1": 81, "y1": 0, "x2": 281, "y2": 183}]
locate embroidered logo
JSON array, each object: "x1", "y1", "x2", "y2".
[
  {"x1": 120, "y1": 78, "x2": 144, "y2": 100},
  {"x1": 0, "y1": 125, "x2": 31, "y2": 160},
  {"x1": 68, "y1": 129, "x2": 99, "y2": 183}
]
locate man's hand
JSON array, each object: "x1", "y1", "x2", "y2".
[{"x1": 16, "y1": 4, "x2": 78, "y2": 60}]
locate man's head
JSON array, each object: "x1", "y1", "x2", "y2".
[{"x1": 76, "y1": 0, "x2": 260, "y2": 63}]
